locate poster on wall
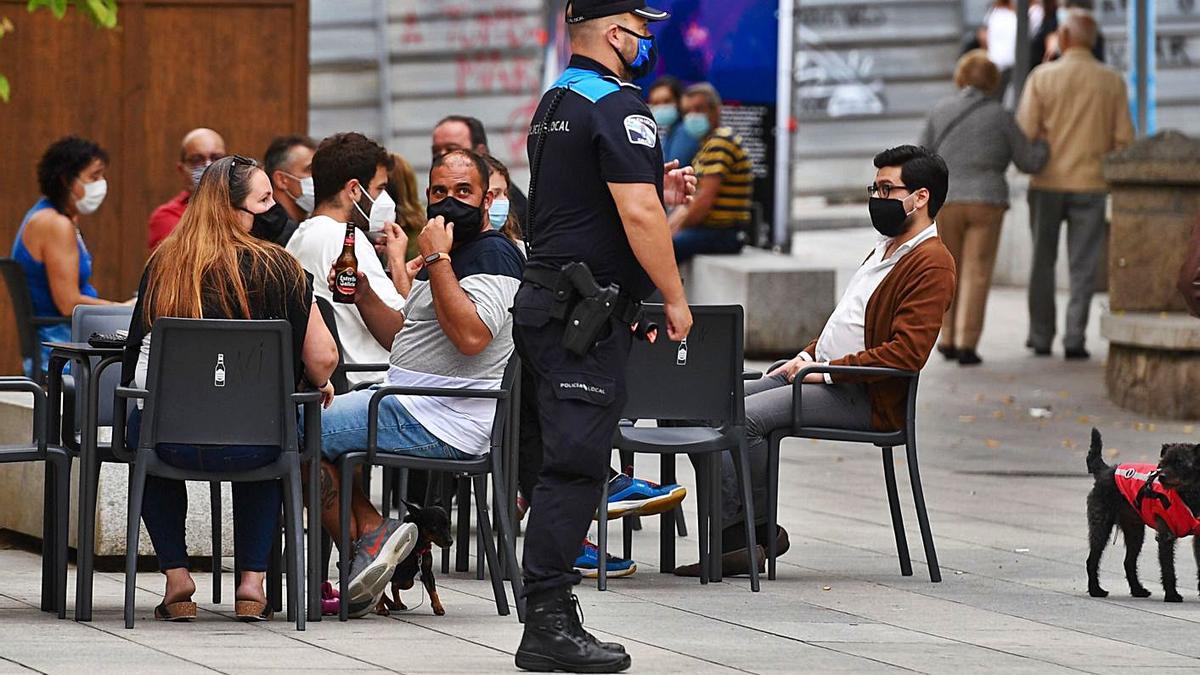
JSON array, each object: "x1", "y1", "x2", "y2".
[
  {"x1": 544, "y1": 1, "x2": 781, "y2": 248},
  {"x1": 638, "y1": 0, "x2": 780, "y2": 248}
]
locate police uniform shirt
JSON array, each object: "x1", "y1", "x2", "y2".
[{"x1": 526, "y1": 55, "x2": 664, "y2": 301}]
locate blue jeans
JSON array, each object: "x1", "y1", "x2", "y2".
[
  {"x1": 673, "y1": 226, "x2": 744, "y2": 263},
  {"x1": 320, "y1": 388, "x2": 471, "y2": 461},
  {"x1": 127, "y1": 409, "x2": 282, "y2": 572}
]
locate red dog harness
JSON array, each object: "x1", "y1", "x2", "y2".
[{"x1": 1114, "y1": 463, "x2": 1200, "y2": 538}]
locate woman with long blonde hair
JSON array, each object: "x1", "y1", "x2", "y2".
[{"x1": 121, "y1": 155, "x2": 338, "y2": 622}]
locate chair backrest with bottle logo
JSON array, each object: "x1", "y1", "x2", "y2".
[
  {"x1": 136, "y1": 318, "x2": 295, "y2": 450},
  {"x1": 621, "y1": 304, "x2": 745, "y2": 427}
]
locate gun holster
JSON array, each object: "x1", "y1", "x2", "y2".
[{"x1": 524, "y1": 263, "x2": 645, "y2": 357}]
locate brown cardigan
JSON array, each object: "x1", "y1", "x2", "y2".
[{"x1": 802, "y1": 236, "x2": 957, "y2": 431}]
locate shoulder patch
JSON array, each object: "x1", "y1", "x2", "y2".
[{"x1": 623, "y1": 114, "x2": 657, "y2": 148}]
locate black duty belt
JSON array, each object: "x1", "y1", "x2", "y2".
[
  {"x1": 522, "y1": 262, "x2": 648, "y2": 356},
  {"x1": 523, "y1": 265, "x2": 642, "y2": 325}
]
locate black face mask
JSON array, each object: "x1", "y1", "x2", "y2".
[
  {"x1": 427, "y1": 196, "x2": 486, "y2": 248},
  {"x1": 868, "y1": 196, "x2": 915, "y2": 238},
  {"x1": 614, "y1": 26, "x2": 657, "y2": 81}
]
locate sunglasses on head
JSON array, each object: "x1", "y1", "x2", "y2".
[{"x1": 227, "y1": 154, "x2": 257, "y2": 185}]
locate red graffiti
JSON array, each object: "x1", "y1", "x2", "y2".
[{"x1": 456, "y1": 56, "x2": 540, "y2": 97}]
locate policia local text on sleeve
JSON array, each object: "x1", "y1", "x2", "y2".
[{"x1": 511, "y1": 1, "x2": 694, "y2": 672}]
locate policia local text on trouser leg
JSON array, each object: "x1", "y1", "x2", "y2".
[{"x1": 512, "y1": 282, "x2": 634, "y2": 671}]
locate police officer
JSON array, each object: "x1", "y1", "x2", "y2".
[{"x1": 512, "y1": 1, "x2": 695, "y2": 672}]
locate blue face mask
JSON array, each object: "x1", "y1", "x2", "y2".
[
  {"x1": 489, "y1": 199, "x2": 510, "y2": 229},
  {"x1": 683, "y1": 113, "x2": 711, "y2": 139},
  {"x1": 651, "y1": 104, "x2": 679, "y2": 129},
  {"x1": 615, "y1": 26, "x2": 657, "y2": 80}
]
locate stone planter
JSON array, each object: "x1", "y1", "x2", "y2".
[{"x1": 1101, "y1": 131, "x2": 1200, "y2": 419}]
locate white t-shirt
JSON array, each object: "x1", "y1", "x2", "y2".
[
  {"x1": 285, "y1": 215, "x2": 405, "y2": 385},
  {"x1": 986, "y1": 7, "x2": 1018, "y2": 70}
]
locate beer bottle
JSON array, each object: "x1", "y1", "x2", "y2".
[{"x1": 333, "y1": 223, "x2": 358, "y2": 304}]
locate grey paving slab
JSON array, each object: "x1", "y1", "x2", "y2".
[{"x1": 809, "y1": 641, "x2": 1089, "y2": 674}]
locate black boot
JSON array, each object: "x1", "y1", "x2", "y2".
[{"x1": 515, "y1": 588, "x2": 631, "y2": 673}]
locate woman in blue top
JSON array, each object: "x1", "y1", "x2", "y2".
[{"x1": 12, "y1": 136, "x2": 122, "y2": 377}]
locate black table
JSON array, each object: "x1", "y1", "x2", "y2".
[{"x1": 44, "y1": 341, "x2": 123, "y2": 622}]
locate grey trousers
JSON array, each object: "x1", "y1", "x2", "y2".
[
  {"x1": 718, "y1": 373, "x2": 872, "y2": 525},
  {"x1": 1027, "y1": 189, "x2": 1108, "y2": 352}
]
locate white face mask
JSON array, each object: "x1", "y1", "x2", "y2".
[
  {"x1": 284, "y1": 173, "x2": 315, "y2": 214},
  {"x1": 190, "y1": 164, "x2": 209, "y2": 189},
  {"x1": 75, "y1": 178, "x2": 108, "y2": 215},
  {"x1": 297, "y1": 176, "x2": 316, "y2": 214},
  {"x1": 353, "y1": 184, "x2": 396, "y2": 232}
]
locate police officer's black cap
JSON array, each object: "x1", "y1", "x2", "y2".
[{"x1": 565, "y1": 0, "x2": 670, "y2": 25}]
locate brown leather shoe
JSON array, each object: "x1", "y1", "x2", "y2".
[
  {"x1": 774, "y1": 525, "x2": 790, "y2": 557},
  {"x1": 673, "y1": 544, "x2": 766, "y2": 578}
]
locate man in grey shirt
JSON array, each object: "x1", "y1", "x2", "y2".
[{"x1": 313, "y1": 149, "x2": 524, "y2": 617}]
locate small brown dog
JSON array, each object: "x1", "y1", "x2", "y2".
[{"x1": 376, "y1": 501, "x2": 453, "y2": 616}]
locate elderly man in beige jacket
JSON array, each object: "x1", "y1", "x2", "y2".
[{"x1": 1016, "y1": 8, "x2": 1133, "y2": 360}]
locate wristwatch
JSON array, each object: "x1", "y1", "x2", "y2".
[{"x1": 424, "y1": 252, "x2": 451, "y2": 266}]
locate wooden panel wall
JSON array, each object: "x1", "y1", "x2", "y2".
[{"x1": 0, "y1": 0, "x2": 309, "y2": 375}]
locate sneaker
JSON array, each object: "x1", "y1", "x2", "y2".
[
  {"x1": 602, "y1": 473, "x2": 686, "y2": 519},
  {"x1": 346, "y1": 519, "x2": 418, "y2": 618},
  {"x1": 320, "y1": 581, "x2": 341, "y2": 616},
  {"x1": 574, "y1": 540, "x2": 637, "y2": 579}
]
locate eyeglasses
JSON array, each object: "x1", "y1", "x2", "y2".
[
  {"x1": 227, "y1": 154, "x2": 256, "y2": 185},
  {"x1": 184, "y1": 152, "x2": 226, "y2": 169},
  {"x1": 867, "y1": 183, "x2": 912, "y2": 199}
]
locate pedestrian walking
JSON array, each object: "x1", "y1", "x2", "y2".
[
  {"x1": 1016, "y1": 8, "x2": 1133, "y2": 359},
  {"x1": 921, "y1": 50, "x2": 1047, "y2": 366}
]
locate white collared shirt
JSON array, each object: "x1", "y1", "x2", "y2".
[
  {"x1": 285, "y1": 215, "x2": 406, "y2": 385},
  {"x1": 803, "y1": 222, "x2": 940, "y2": 381}
]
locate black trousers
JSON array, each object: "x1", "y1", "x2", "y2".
[{"x1": 512, "y1": 284, "x2": 632, "y2": 597}]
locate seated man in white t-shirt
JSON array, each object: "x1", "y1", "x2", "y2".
[
  {"x1": 316, "y1": 150, "x2": 524, "y2": 617},
  {"x1": 286, "y1": 132, "x2": 408, "y2": 387}
]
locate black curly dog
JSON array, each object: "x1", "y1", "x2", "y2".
[
  {"x1": 376, "y1": 500, "x2": 454, "y2": 616},
  {"x1": 1086, "y1": 428, "x2": 1200, "y2": 602}
]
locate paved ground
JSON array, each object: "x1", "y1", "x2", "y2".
[{"x1": 3, "y1": 288, "x2": 1200, "y2": 674}]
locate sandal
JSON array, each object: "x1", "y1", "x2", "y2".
[
  {"x1": 154, "y1": 600, "x2": 197, "y2": 622},
  {"x1": 234, "y1": 600, "x2": 274, "y2": 622}
]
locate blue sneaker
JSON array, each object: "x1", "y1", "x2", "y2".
[
  {"x1": 574, "y1": 540, "x2": 637, "y2": 579},
  {"x1": 602, "y1": 473, "x2": 686, "y2": 519}
]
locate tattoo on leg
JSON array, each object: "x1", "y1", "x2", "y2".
[{"x1": 320, "y1": 466, "x2": 337, "y2": 512}]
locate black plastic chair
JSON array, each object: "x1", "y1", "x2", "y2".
[
  {"x1": 598, "y1": 305, "x2": 761, "y2": 592},
  {"x1": 335, "y1": 358, "x2": 525, "y2": 621},
  {"x1": 764, "y1": 363, "x2": 941, "y2": 583},
  {"x1": 314, "y1": 297, "x2": 351, "y2": 396},
  {"x1": 0, "y1": 258, "x2": 70, "y2": 381},
  {"x1": 112, "y1": 318, "x2": 321, "y2": 629},
  {"x1": 0, "y1": 377, "x2": 70, "y2": 618},
  {"x1": 63, "y1": 306, "x2": 247, "y2": 615}
]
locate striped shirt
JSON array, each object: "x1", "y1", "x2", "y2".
[{"x1": 694, "y1": 127, "x2": 753, "y2": 229}]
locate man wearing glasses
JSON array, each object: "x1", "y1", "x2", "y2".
[
  {"x1": 148, "y1": 127, "x2": 226, "y2": 250},
  {"x1": 702, "y1": 145, "x2": 956, "y2": 575}
]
